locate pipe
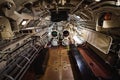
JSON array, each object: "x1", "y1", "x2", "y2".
[
  {"x1": 71, "y1": 0, "x2": 84, "y2": 14},
  {"x1": 0, "y1": 39, "x2": 42, "y2": 80}
]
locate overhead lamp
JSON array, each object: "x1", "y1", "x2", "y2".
[
  {"x1": 116, "y1": 0, "x2": 120, "y2": 6},
  {"x1": 76, "y1": 16, "x2": 80, "y2": 19},
  {"x1": 21, "y1": 20, "x2": 27, "y2": 25},
  {"x1": 61, "y1": 0, "x2": 66, "y2": 5},
  {"x1": 95, "y1": 0, "x2": 101, "y2": 2}
]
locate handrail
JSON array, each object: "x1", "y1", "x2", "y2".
[{"x1": 0, "y1": 38, "x2": 43, "y2": 80}]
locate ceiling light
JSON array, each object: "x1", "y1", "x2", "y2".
[
  {"x1": 76, "y1": 16, "x2": 80, "y2": 19},
  {"x1": 21, "y1": 21, "x2": 27, "y2": 25},
  {"x1": 95, "y1": 0, "x2": 101, "y2": 2},
  {"x1": 61, "y1": 0, "x2": 66, "y2": 5},
  {"x1": 116, "y1": 0, "x2": 120, "y2": 6}
]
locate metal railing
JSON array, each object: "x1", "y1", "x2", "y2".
[{"x1": 0, "y1": 36, "x2": 47, "y2": 80}]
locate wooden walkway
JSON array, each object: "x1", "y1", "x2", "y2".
[{"x1": 39, "y1": 46, "x2": 74, "y2": 80}]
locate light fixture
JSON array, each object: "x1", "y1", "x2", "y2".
[
  {"x1": 61, "y1": 0, "x2": 66, "y2": 5},
  {"x1": 21, "y1": 20, "x2": 27, "y2": 25},
  {"x1": 76, "y1": 16, "x2": 80, "y2": 19},
  {"x1": 95, "y1": 0, "x2": 101, "y2": 2},
  {"x1": 116, "y1": 0, "x2": 120, "y2": 6}
]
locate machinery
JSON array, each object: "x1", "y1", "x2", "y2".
[{"x1": 0, "y1": 0, "x2": 120, "y2": 80}]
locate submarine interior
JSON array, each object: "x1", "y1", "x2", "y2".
[{"x1": 0, "y1": 0, "x2": 120, "y2": 80}]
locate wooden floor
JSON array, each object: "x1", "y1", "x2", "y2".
[
  {"x1": 39, "y1": 46, "x2": 74, "y2": 80},
  {"x1": 22, "y1": 46, "x2": 115, "y2": 80}
]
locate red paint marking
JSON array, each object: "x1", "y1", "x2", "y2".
[{"x1": 78, "y1": 47, "x2": 112, "y2": 79}]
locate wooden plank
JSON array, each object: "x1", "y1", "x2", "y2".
[{"x1": 40, "y1": 46, "x2": 74, "y2": 80}]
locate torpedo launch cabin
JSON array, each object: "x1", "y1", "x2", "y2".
[{"x1": 0, "y1": 0, "x2": 120, "y2": 80}]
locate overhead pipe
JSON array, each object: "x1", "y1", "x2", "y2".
[
  {"x1": 91, "y1": 1, "x2": 116, "y2": 10},
  {"x1": 71, "y1": 0, "x2": 84, "y2": 14}
]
